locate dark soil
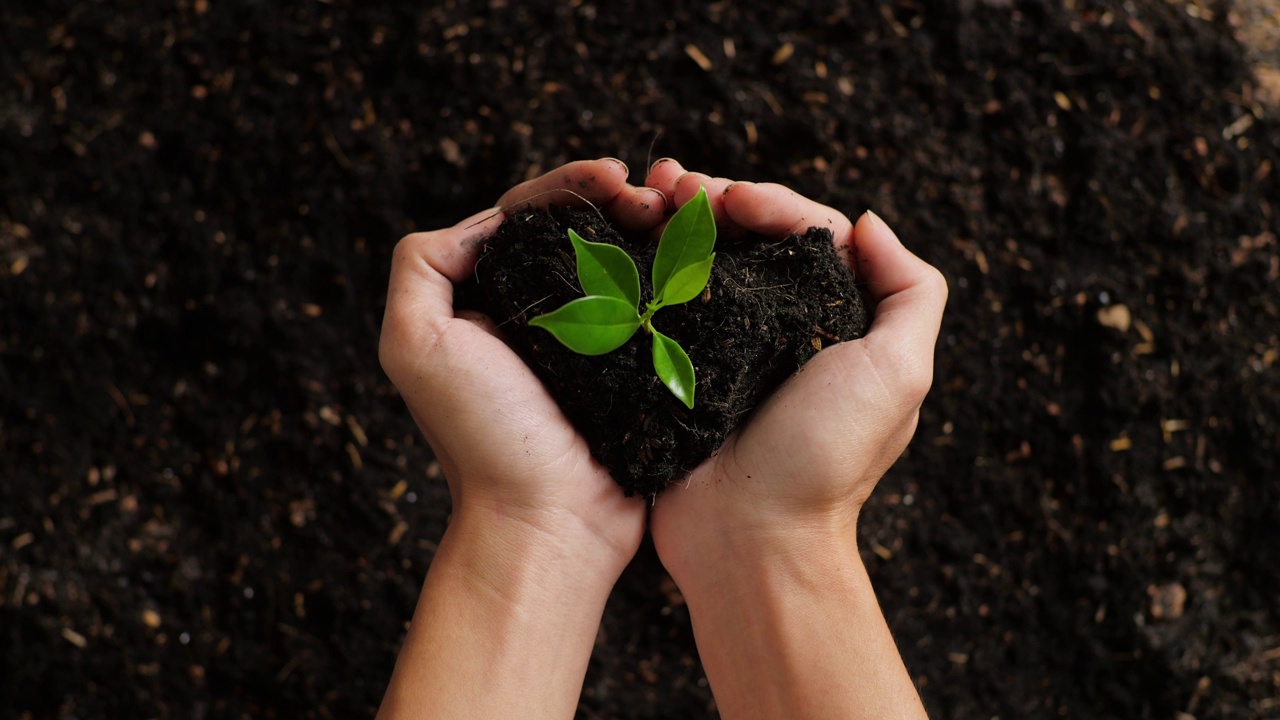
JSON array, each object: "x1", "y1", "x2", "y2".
[
  {"x1": 466, "y1": 206, "x2": 866, "y2": 497},
  {"x1": 3, "y1": 1, "x2": 1279, "y2": 719}
]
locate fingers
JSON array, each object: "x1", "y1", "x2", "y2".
[
  {"x1": 496, "y1": 158, "x2": 631, "y2": 213},
  {"x1": 673, "y1": 173, "x2": 735, "y2": 229},
  {"x1": 603, "y1": 185, "x2": 667, "y2": 233},
  {"x1": 388, "y1": 157, "x2": 656, "y2": 337},
  {"x1": 721, "y1": 182, "x2": 853, "y2": 253},
  {"x1": 379, "y1": 209, "x2": 504, "y2": 382},
  {"x1": 853, "y1": 211, "x2": 948, "y2": 399},
  {"x1": 735, "y1": 213, "x2": 944, "y2": 482},
  {"x1": 650, "y1": 164, "x2": 854, "y2": 251},
  {"x1": 854, "y1": 211, "x2": 946, "y2": 306},
  {"x1": 645, "y1": 159, "x2": 744, "y2": 240},
  {"x1": 645, "y1": 158, "x2": 733, "y2": 225},
  {"x1": 500, "y1": 158, "x2": 666, "y2": 234},
  {"x1": 645, "y1": 157, "x2": 685, "y2": 200},
  {"x1": 387, "y1": 207, "x2": 504, "y2": 309},
  {"x1": 455, "y1": 309, "x2": 504, "y2": 340}
]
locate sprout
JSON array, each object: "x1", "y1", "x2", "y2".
[{"x1": 529, "y1": 187, "x2": 717, "y2": 408}]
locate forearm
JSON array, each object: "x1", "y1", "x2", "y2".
[
  {"x1": 673, "y1": 526, "x2": 927, "y2": 720},
  {"x1": 377, "y1": 510, "x2": 618, "y2": 720}
]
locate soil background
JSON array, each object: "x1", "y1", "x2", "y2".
[{"x1": 2, "y1": 1, "x2": 1279, "y2": 718}]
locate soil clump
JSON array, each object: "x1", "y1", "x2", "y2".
[{"x1": 467, "y1": 206, "x2": 868, "y2": 497}]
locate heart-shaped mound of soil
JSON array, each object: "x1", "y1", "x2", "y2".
[{"x1": 462, "y1": 206, "x2": 868, "y2": 497}]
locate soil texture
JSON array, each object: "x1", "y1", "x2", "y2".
[
  {"x1": 3, "y1": 1, "x2": 1279, "y2": 718},
  {"x1": 467, "y1": 206, "x2": 867, "y2": 497}
]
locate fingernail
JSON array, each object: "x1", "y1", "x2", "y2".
[
  {"x1": 602, "y1": 157, "x2": 629, "y2": 176},
  {"x1": 643, "y1": 187, "x2": 669, "y2": 211},
  {"x1": 861, "y1": 210, "x2": 903, "y2": 246},
  {"x1": 650, "y1": 157, "x2": 675, "y2": 173}
]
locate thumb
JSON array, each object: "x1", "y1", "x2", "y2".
[
  {"x1": 379, "y1": 208, "x2": 503, "y2": 390},
  {"x1": 733, "y1": 212, "x2": 946, "y2": 475},
  {"x1": 852, "y1": 210, "x2": 947, "y2": 406},
  {"x1": 455, "y1": 310, "x2": 505, "y2": 341}
]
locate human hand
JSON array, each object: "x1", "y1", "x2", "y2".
[
  {"x1": 379, "y1": 158, "x2": 666, "y2": 580},
  {"x1": 642, "y1": 160, "x2": 943, "y2": 720},
  {"x1": 645, "y1": 159, "x2": 947, "y2": 571},
  {"x1": 377, "y1": 159, "x2": 673, "y2": 719}
]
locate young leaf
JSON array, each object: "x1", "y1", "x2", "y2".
[
  {"x1": 568, "y1": 229, "x2": 641, "y2": 308},
  {"x1": 652, "y1": 186, "x2": 716, "y2": 300},
  {"x1": 651, "y1": 328, "x2": 696, "y2": 409},
  {"x1": 656, "y1": 252, "x2": 716, "y2": 306},
  {"x1": 529, "y1": 296, "x2": 641, "y2": 355}
]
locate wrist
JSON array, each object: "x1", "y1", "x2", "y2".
[
  {"x1": 684, "y1": 527, "x2": 862, "y2": 598},
  {"x1": 656, "y1": 514, "x2": 927, "y2": 720},
  {"x1": 655, "y1": 495, "x2": 863, "y2": 594},
  {"x1": 381, "y1": 498, "x2": 626, "y2": 720},
  {"x1": 442, "y1": 500, "x2": 632, "y2": 601}
]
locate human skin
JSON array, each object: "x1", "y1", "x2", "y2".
[
  {"x1": 646, "y1": 159, "x2": 946, "y2": 719},
  {"x1": 376, "y1": 157, "x2": 945, "y2": 719},
  {"x1": 376, "y1": 158, "x2": 664, "y2": 719}
]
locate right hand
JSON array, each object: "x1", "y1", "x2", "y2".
[{"x1": 644, "y1": 160, "x2": 949, "y2": 577}]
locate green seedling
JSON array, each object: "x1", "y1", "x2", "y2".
[{"x1": 529, "y1": 187, "x2": 717, "y2": 409}]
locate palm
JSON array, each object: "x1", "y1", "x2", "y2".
[
  {"x1": 409, "y1": 318, "x2": 641, "y2": 531},
  {"x1": 641, "y1": 160, "x2": 944, "y2": 560},
  {"x1": 665, "y1": 336, "x2": 915, "y2": 527}
]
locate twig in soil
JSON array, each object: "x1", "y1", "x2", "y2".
[
  {"x1": 466, "y1": 188, "x2": 610, "y2": 285},
  {"x1": 669, "y1": 412, "x2": 697, "y2": 434},
  {"x1": 550, "y1": 270, "x2": 578, "y2": 293},
  {"x1": 106, "y1": 383, "x2": 135, "y2": 427},
  {"x1": 735, "y1": 283, "x2": 793, "y2": 293},
  {"x1": 461, "y1": 188, "x2": 608, "y2": 233},
  {"x1": 323, "y1": 129, "x2": 352, "y2": 170},
  {"x1": 497, "y1": 293, "x2": 555, "y2": 327},
  {"x1": 718, "y1": 272, "x2": 798, "y2": 297},
  {"x1": 812, "y1": 325, "x2": 840, "y2": 342}
]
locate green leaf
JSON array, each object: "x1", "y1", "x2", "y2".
[
  {"x1": 652, "y1": 186, "x2": 717, "y2": 300},
  {"x1": 568, "y1": 228, "x2": 641, "y2": 308},
  {"x1": 651, "y1": 328, "x2": 696, "y2": 409},
  {"x1": 657, "y1": 253, "x2": 716, "y2": 306},
  {"x1": 529, "y1": 296, "x2": 641, "y2": 355}
]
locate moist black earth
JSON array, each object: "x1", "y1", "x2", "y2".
[
  {"x1": 3, "y1": 1, "x2": 1280, "y2": 718},
  {"x1": 465, "y1": 206, "x2": 867, "y2": 497}
]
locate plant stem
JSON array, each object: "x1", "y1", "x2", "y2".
[{"x1": 640, "y1": 300, "x2": 662, "y2": 327}]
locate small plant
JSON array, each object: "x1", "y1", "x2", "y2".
[{"x1": 529, "y1": 187, "x2": 717, "y2": 409}]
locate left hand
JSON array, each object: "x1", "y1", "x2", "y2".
[{"x1": 379, "y1": 158, "x2": 666, "y2": 581}]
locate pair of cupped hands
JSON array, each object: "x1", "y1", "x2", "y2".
[{"x1": 379, "y1": 157, "x2": 946, "y2": 593}]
